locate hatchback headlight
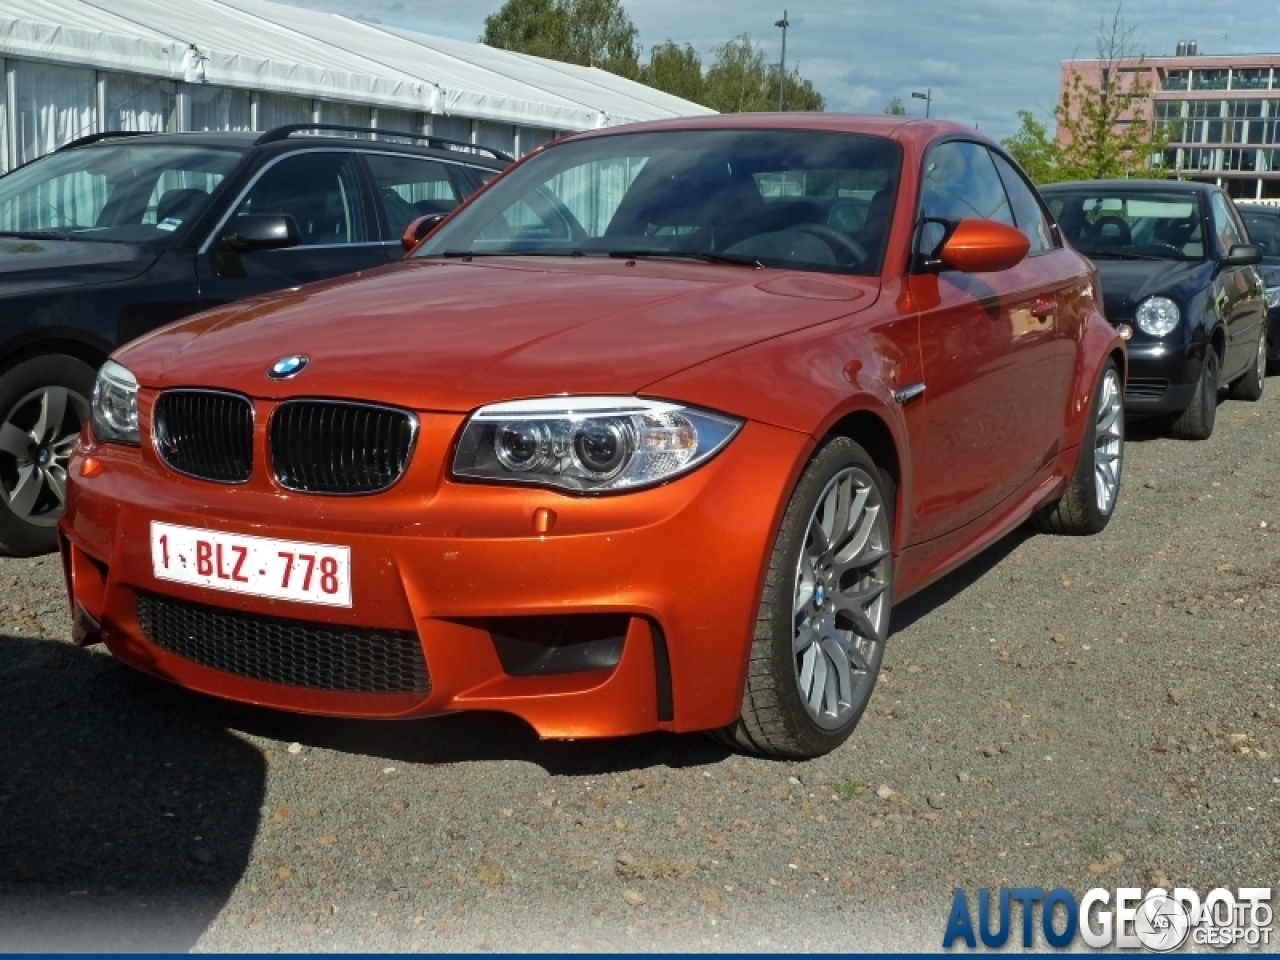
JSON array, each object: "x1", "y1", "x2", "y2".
[
  {"x1": 90, "y1": 360, "x2": 139, "y2": 445},
  {"x1": 452, "y1": 397, "x2": 742, "y2": 493},
  {"x1": 1266, "y1": 286, "x2": 1280, "y2": 310},
  {"x1": 1134, "y1": 296, "x2": 1181, "y2": 337}
]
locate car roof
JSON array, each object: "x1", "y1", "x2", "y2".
[
  {"x1": 1039, "y1": 179, "x2": 1218, "y2": 195},
  {"x1": 1235, "y1": 202, "x2": 1280, "y2": 214},
  {"x1": 65, "y1": 130, "x2": 508, "y2": 168}
]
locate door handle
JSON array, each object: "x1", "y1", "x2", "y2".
[{"x1": 1030, "y1": 297, "x2": 1056, "y2": 319}]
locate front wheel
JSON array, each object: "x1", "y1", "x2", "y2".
[
  {"x1": 1031, "y1": 359, "x2": 1124, "y2": 536},
  {"x1": 0, "y1": 355, "x2": 96, "y2": 556},
  {"x1": 714, "y1": 436, "x2": 893, "y2": 758},
  {"x1": 1227, "y1": 331, "x2": 1266, "y2": 402},
  {"x1": 1168, "y1": 348, "x2": 1219, "y2": 441}
]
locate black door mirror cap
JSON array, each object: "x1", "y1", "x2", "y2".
[
  {"x1": 222, "y1": 214, "x2": 301, "y2": 253},
  {"x1": 1221, "y1": 243, "x2": 1263, "y2": 268}
]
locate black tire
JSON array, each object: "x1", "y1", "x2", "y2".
[
  {"x1": 1227, "y1": 331, "x2": 1266, "y2": 402},
  {"x1": 1030, "y1": 359, "x2": 1124, "y2": 536},
  {"x1": 1168, "y1": 347, "x2": 1219, "y2": 441},
  {"x1": 0, "y1": 355, "x2": 97, "y2": 557},
  {"x1": 715, "y1": 437, "x2": 894, "y2": 758}
]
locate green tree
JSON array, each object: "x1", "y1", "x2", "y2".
[
  {"x1": 1054, "y1": 6, "x2": 1168, "y2": 180},
  {"x1": 884, "y1": 96, "x2": 906, "y2": 116},
  {"x1": 482, "y1": 0, "x2": 640, "y2": 77},
  {"x1": 701, "y1": 34, "x2": 824, "y2": 113},
  {"x1": 1000, "y1": 109, "x2": 1060, "y2": 183},
  {"x1": 644, "y1": 41, "x2": 705, "y2": 102},
  {"x1": 769, "y1": 63, "x2": 825, "y2": 112}
]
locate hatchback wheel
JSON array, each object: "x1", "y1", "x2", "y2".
[
  {"x1": 714, "y1": 436, "x2": 893, "y2": 758},
  {"x1": 1031, "y1": 359, "x2": 1123, "y2": 536},
  {"x1": 1168, "y1": 348, "x2": 1219, "y2": 441},
  {"x1": 1227, "y1": 332, "x2": 1266, "y2": 402},
  {"x1": 0, "y1": 356, "x2": 96, "y2": 556}
]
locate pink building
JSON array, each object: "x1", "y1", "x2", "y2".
[{"x1": 1058, "y1": 45, "x2": 1280, "y2": 199}]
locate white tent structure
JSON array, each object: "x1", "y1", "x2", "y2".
[{"x1": 0, "y1": 0, "x2": 714, "y2": 173}]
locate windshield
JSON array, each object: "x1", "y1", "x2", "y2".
[
  {"x1": 0, "y1": 143, "x2": 243, "y2": 244},
  {"x1": 1240, "y1": 208, "x2": 1280, "y2": 258},
  {"x1": 417, "y1": 129, "x2": 902, "y2": 276},
  {"x1": 1043, "y1": 190, "x2": 1206, "y2": 261}
]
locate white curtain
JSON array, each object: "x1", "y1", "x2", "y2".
[
  {"x1": 0, "y1": 64, "x2": 9, "y2": 174},
  {"x1": 105, "y1": 72, "x2": 175, "y2": 132},
  {"x1": 519, "y1": 126, "x2": 557, "y2": 157},
  {"x1": 475, "y1": 121, "x2": 514, "y2": 156},
  {"x1": 318, "y1": 100, "x2": 370, "y2": 137},
  {"x1": 431, "y1": 114, "x2": 471, "y2": 145},
  {"x1": 14, "y1": 60, "x2": 96, "y2": 165},
  {"x1": 190, "y1": 85, "x2": 252, "y2": 131},
  {"x1": 375, "y1": 107, "x2": 420, "y2": 143},
  {"x1": 258, "y1": 92, "x2": 312, "y2": 131}
]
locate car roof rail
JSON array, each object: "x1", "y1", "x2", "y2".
[
  {"x1": 57, "y1": 130, "x2": 155, "y2": 152},
  {"x1": 254, "y1": 124, "x2": 513, "y2": 162}
]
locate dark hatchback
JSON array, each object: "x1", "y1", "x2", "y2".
[
  {"x1": 0, "y1": 126, "x2": 507, "y2": 554},
  {"x1": 1040, "y1": 180, "x2": 1267, "y2": 441},
  {"x1": 1235, "y1": 202, "x2": 1280, "y2": 374}
]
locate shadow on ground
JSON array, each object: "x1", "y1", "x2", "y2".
[{"x1": 0, "y1": 635, "x2": 265, "y2": 952}]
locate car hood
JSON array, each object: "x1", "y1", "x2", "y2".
[
  {"x1": 0, "y1": 237, "x2": 158, "y2": 295},
  {"x1": 1091, "y1": 257, "x2": 1208, "y2": 321},
  {"x1": 120, "y1": 257, "x2": 879, "y2": 413},
  {"x1": 1259, "y1": 258, "x2": 1280, "y2": 288}
]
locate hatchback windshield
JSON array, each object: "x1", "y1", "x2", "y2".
[
  {"x1": 1044, "y1": 189, "x2": 1206, "y2": 261},
  {"x1": 417, "y1": 129, "x2": 901, "y2": 276},
  {"x1": 0, "y1": 143, "x2": 243, "y2": 244},
  {"x1": 1240, "y1": 207, "x2": 1280, "y2": 258}
]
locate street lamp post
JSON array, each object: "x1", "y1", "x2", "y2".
[
  {"x1": 775, "y1": 10, "x2": 790, "y2": 111},
  {"x1": 911, "y1": 88, "x2": 932, "y2": 119}
]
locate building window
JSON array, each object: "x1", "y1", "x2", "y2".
[
  {"x1": 1163, "y1": 69, "x2": 1189, "y2": 91},
  {"x1": 1193, "y1": 69, "x2": 1229, "y2": 91},
  {"x1": 1232, "y1": 68, "x2": 1271, "y2": 91}
]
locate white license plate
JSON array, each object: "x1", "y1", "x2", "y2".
[{"x1": 150, "y1": 522, "x2": 352, "y2": 607}]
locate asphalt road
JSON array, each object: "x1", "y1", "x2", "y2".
[{"x1": 2, "y1": 385, "x2": 1278, "y2": 952}]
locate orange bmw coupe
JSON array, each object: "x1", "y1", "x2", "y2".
[{"x1": 60, "y1": 115, "x2": 1125, "y2": 757}]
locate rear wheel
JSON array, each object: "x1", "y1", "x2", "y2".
[
  {"x1": 1227, "y1": 331, "x2": 1266, "y2": 402},
  {"x1": 714, "y1": 437, "x2": 893, "y2": 758},
  {"x1": 1031, "y1": 359, "x2": 1123, "y2": 536},
  {"x1": 0, "y1": 355, "x2": 96, "y2": 556},
  {"x1": 1168, "y1": 347, "x2": 1219, "y2": 441}
]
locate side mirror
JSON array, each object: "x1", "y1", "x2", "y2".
[
  {"x1": 222, "y1": 214, "x2": 300, "y2": 253},
  {"x1": 1221, "y1": 243, "x2": 1263, "y2": 267},
  {"x1": 401, "y1": 213, "x2": 448, "y2": 252},
  {"x1": 937, "y1": 218, "x2": 1031, "y2": 274}
]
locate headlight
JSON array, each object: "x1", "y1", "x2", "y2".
[
  {"x1": 1134, "y1": 296, "x2": 1180, "y2": 337},
  {"x1": 452, "y1": 397, "x2": 742, "y2": 493},
  {"x1": 1266, "y1": 286, "x2": 1280, "y2": 310},
  {"x1": 90, "y1": 360, "x2": 139, "y2": 444}
]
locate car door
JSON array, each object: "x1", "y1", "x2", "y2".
[
  {"x1": 908, "y1": 140, "x2": 1076, "y2": 543},
  {"x1": 1209, "y1": 190, "x2": 1265, "y2": 379},
  {"x1": 361, "y1": 152, "x2": 472, "y2": 262},
  {"x1": 195, "y1": 150, "x2": 385, "y2": 309}
]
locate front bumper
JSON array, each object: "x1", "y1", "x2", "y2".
[
  {"x1": 1121, "y1": 340, "x2": 1201, "y2": 415},
  {"x1": 59, "y1": 415, "x2": 810, "y2": 738}
]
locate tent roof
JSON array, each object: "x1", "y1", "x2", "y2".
[{"x1": 0, "y1": 0, "x2": 715, "y2": 130}]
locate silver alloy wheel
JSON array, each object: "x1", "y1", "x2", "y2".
[
  {"x1": 792, "y1": 466, "x2": 891, "y2": 730},
  {"x1": 1094, "y1": 367, "x2": 1124, "y2": 515},
  {"x1": 0, "y1": 386, "x2": 90, "y2": 526}
]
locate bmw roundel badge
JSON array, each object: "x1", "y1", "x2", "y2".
[{"x1": 268, "y1": 355, "x2": 309, "y2": 379}]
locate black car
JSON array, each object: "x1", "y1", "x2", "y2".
[
  {"x1": 1235, "y1": 202, "x2": 1280, "y2": 374},
  {"x1": 1040, "y1": 180, "x2": 1267, "y2": 441},
  {"x1": 0, "y1": 125, "x2": 508, "y2": 554}
]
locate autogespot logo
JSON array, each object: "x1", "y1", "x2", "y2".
[{"x1": 942, "y1": 886, "x2": 1272, "y2": 950}]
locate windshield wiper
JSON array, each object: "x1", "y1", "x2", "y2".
[
  {"x1": 1082, "y1": 250, "x2": 1165, "y2": 261},
  {"x1": 0, "y1": 229, "x2": 73, "y2": 241},
  {"x1": 606, "y1": 249, "x2": 765, "y2": 269},
  {"x1": 436, "y1": 249, "x2": 588, "y2": 259}
]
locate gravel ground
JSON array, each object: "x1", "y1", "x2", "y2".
[{"x1": 2, "y1": 385, "x2": 1278, "y2": 952}]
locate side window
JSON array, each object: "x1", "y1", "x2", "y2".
[
  {"x1": 232, "y1": 152, "x2": 366, "y2": 246},
  {"x1": 365, "y1": 154, "x2": 464, "y2": 238},
  {"x1": 1210, "y1": 192, "x2": 1245, "y2": 256},
  {"x1": 991, "y1": 152, "x2": 1054, "y2": 253},
  {"x1": 920, "y1": 141, "x2": 1014, "y2": 226}
]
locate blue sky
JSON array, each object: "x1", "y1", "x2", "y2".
[{"x1": 282, "y1": 0, "x2": 1280, "y2": 139}]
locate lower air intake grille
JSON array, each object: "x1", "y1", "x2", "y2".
[
  {"x1": 270, "y1": 400, "x2": 416, "y2": 494},
  {"x1": 136, "y1": 592, "x2": 429, "y2": 694},
  {"x1": 1124, "y1": 377, "x2": 1169, "y2": 401},
  {"x1": 153, "y1": 390, "x2": 254, "y2": 483}
]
